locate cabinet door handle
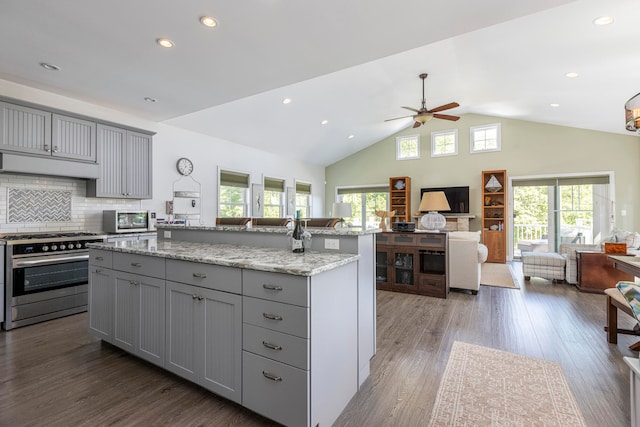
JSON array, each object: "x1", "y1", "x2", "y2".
[
  {"x1": 263, "y1": 284, "x2": 283, "y2": 291},
  {"x1": 192, "y1": 294, "x2": 198, "y2": 300},
  {"x1": 193, "y1": 273, "x2": 207, "y2": 279},
  {"x1": 131, "y1": 262, "x2": 142, "y2": 267},
  {"x1": 262, "y1": 371, "x2": 283, "y2": 382},
  {"x1": 129, "y1": 280, "x2": 139, "y2": 286},
  {"x1": 263, "y1": 313, "x2": 283, "y2": 321},
  {"x1": 44, "y1": 144, "x2": 50, "y2": 152},
  {"x1": 262, "y1": 341, "x2": 283, "y2": 351},
  {"x1": 95, "y1": 256, "x2": 104, "y2": 261},
  {"x1": 197, "y1": 295, "x2": 204, "y2": 301},
  {"x1": 52, "y1": 145, "x2": 59, "y2": 153}
]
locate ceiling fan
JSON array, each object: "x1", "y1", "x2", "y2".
[{"x1": 385, "y1": 73, "x2": 460, "y2": 128}]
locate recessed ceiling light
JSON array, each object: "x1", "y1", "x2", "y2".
[
  {"x1": 550, "y1": 103, "x2": 560, "y2": 107},
  {"x1": 321, "y1": 120, "x2": 329, "y2": 125},
  {"x1": 565, "y1": 72, "x2": 579, "y2": 78},
  {"x1": 39, "y1": 62, "x2": 60, "y2": 71},
  {"x1": 593, "y1": 16, "x2": 614, "y2": 26},
  {"x1": 348, "y1": 134, "x2": 355, "y2": 139},
  {"x1": 200, "y1": 16, "x2": 218, "y2": 27},
  {"x1": 282, "y1": 98, "x2": 292, "y2": 105},
  {"x1": 156, "y1": 38, "x2": 175, "y2": 48},
  {"x1": 144, "y1": 97, "x2": 158, "y2": 103}
]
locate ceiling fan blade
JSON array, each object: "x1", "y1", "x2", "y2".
[
  {"x1": 384, "y1": 115, "x2": 414, "y2": 122},
  {"x1": 433, "y1": 113, "x2": 460, "y2": 121},
  {"x1": 428, "y1": 102, "x2": 460, "y2": 113},
  {"x1": 412, "y1": 121, "x2": 422, "y2": 128},
  {"x1": 401, "y1": 106, "x2": 421, "y2": 113}
]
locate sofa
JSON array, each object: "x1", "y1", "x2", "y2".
[{"x1": 448, "y1": 231, "x2": 489, "y2": 295}]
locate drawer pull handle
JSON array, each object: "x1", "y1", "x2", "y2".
[
  {"x1": 131, "y1": 262, "x2": 142, "y2": 267},
  {"x1": 262, "y1": 341, "x2": 283, "y2": 351},
  {"x1": 263, "y1": 284, "x2": 283, "y2": 291},
  {"x1": 262, "y1": 371, "x2": 282, "y2": 382},
  {"x1": 193, "y1": 273, "x2": 207, "y2": 279},
  {"x1": 95, "y1": 256, "x2": 104, "y2": 261},
  {"x1": 129, "y1": 280, "x2": 139, "y2": 286},
  {"x1": 192, "y1": 294, "x2": 198, "y2": 300},
  {"x1": 95, "y1": 269, "x2": 109, "y2": 276},
  {"x1": 197, "y1": 295, "x2": 204, "y2": 301},
  {"x1": 263, "y1": 313, "x2": 283, "y2": 321}
]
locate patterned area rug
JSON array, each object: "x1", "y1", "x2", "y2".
[
  {"x1": 481, "y1": 262, "x2": 519, "y2": 289},
  {"x1": 428, "y1": 342, "x2": 586, "y2": 427}
]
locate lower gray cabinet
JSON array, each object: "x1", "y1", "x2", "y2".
[
  {"x1": 165, "y1": 280, "x2": 242, "y2": 404},
  {"x1": 88, "y1": 266, "x2": 114, "y2": 342},
  {"x1": 113, "y1": 271, "x2": 165, "y2": 367}
]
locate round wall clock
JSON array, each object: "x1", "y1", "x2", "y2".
[{"x1": 176, "y1": 157, "x2": 194, "y2": 176}]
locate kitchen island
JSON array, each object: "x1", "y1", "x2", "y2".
[{"x1": 88, "y1": 229, "x2": 373, "y2": 427}]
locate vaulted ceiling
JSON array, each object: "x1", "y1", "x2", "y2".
[{"x1": 1, "y1": 0, "x2": 638, "y2": 166}]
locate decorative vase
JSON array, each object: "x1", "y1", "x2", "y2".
[{"x1": 485, "y1": 174, "x2": 502, "y2": 193}]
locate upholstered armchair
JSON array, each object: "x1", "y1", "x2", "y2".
[
  {"x1": 448, "y1": 231, "x2": 489, "y2": 295},
  {"x1": 559, "y1": 243, "x2": 598, "y2": 284}
]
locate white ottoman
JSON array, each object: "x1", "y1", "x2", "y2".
[{"x1": 521, "y1": 251, "x2": 566, "y2": 283}]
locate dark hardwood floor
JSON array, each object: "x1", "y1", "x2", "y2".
[{"x1": 0, "y1": 262, "x2": 635, "y2": 426}]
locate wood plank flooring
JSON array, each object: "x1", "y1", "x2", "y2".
[{"x1": 0, "y1": 262, "x2": 635, "y2": 426}]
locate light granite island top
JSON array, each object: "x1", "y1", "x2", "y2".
[
  {"x1": 157, "y1": 224, "x2": 380, "y2": 236},
  {"x1": 88, "y1": 239, "x2": 359, "y2": 276}
]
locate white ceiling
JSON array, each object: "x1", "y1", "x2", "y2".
[{"x1": 1, "y1": 0, "x2": 638, "y2": 166}]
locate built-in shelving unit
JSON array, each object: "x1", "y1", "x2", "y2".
[
  {"x1": 481, "y1": 170, "x2": 507, "y2": 263},
  {"x1": 389, "y1": 176, "x2": 411, "y2": 224}
]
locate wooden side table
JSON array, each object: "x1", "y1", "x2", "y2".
[{"x1": 576, "y1": 250, "x2": 633, "y2": 293}]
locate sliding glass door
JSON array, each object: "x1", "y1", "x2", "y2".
[
  {"x1": 512, "y1": 174, "x2": 612, "y2": 257},
  {"x1": 337, "y1": 186, "x2": 388, "y2": 229}
]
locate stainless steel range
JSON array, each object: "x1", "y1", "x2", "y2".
[{"x1": 2, "y1": 232, "x2": 106, "y2": 330}]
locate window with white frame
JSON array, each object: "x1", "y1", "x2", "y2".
[
  {"x1": 470, "y1": 123, "x2": 501, "y2": 153},
  {"x1": 431, "y1": 129, "x2": 458, "y2": 157},
  {"x1": 336, "y1": 185, "x2": 389, "y2": 229},
  {"x1": 219, "y1": 170, "x2": 249, "y2": 217},
  {"x1": 396, "y1": 135, "x2": 420, "y2": 160},
  {"x1": 263, "y1": 177, "x2": 285, "y2": 217},
  {"x1": 295, "y1": 181, "x2": 312, "y2": 218}
]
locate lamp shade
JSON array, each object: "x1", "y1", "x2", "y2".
[
  {"x1": 332, "y1": 202, "x2": 352, "y2": 218},
  {"x1": 419, "y1": 191, "x2": 451, "y2": 212}
]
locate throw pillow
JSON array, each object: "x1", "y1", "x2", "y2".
[{"x1": 617, "y1": 281, "x2": 640, "y2": 323}]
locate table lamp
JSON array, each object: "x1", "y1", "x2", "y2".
[
  {"x1": 419, "y1": 191, "x2": 450, "y2": 231},
  {"x1": 332, "y1": 202, "x2": 352, "y2": 228}
]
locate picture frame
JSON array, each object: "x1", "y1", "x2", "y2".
[{"x1": 251, "y1": 183, "x2": 264, "y2": 217}]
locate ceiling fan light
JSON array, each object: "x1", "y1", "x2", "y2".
[{"x1": 416, "y1": 114, "x2": 433, "y2": 124}]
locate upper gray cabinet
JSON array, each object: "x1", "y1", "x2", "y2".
[
  {"x1": 0, "y1": 101, "x2": 52, "y2": 156},
  {"x1": 0, "y1": 102, "x2": 97, "y2": 162},
  {"x1": 86, "y1": 124, "x2": 152, "y2": 199}
]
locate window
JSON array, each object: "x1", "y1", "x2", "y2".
[
  {"x1": 263, "y1": 177, "x2": 285, "y2": 218},
  {"x1": 431, "y1": 129, "x2": 458, "y2": 157},
  {"x1": 337, "y1": 186, "x2": 389, "y2": 229},
  {"x1": 295, "y1": 181, "x2": 312, "y2": 218},
  {"x1": 471, "y1": 123, "x2": 501, "y2": 153},
  {"x1": 396, "y1": 135, "x2": 420, "y2": 160},
  {"x1": 219, "y1": 170, "x2": 249, "y2": 217}
]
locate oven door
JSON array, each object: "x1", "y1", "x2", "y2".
[{"x1": 12, "y1": 253, "x2": 90, "y2": 297}]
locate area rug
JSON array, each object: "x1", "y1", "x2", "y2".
[
  {"x1": 481, "y1": 262, "x2": 519, "y2": 289},
  {"x1": 428, "y1": 342, "x2": 587, "y2": 427}
]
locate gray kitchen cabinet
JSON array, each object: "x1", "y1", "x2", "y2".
[
  {"x1": 88, "y1": 265, "x2": 114, "y2": 342},
  {"x1": 51, "y1": 114, "x2": 96, "y2": 162},
  {"x1": 87, "y1": 124, "x2": 152, "y2": 199},
  {"x1": 113, "y1": 270, "x2": 165, "y2": 367},
  {"x1": 0, "y1": 101, "x2": 52, "y2": 155},
  {"x1": 165, "y1": 280, "x2": 242, "y2": 404}
]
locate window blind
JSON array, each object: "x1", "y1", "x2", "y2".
[
  {"x1": 220, "y1": 170, "x2": 249, "y2": 188},
  {"x1": 296, "y1": 182, "x2": 312, "y2": 195},
  {"x1": 264, "y1": 177, "x2": 285, "y2": 192}
]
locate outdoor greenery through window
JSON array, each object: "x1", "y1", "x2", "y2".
[
  {"x1": 471, "y1": 123, "x2": 501, "y2": 153},
  {"x1": 263, "y1": 177, "x2": 285, "y2": 218},
  {"x1": 219, "y1": 170, "x2": 249, "y2": 217},
  {"x1": 431, "y1": 129, "x2": 458, "y2": 157},
  {"x1": 295, "y1": 181, "x2": 312, "y2": 218},
  {"x1": 396, "y1": 135, "x2": 420, "y2": 160},
  {"x1": 337, "y1": 186, "x2": 388, "y2": 229}
]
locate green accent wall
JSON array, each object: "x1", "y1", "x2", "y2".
[{"x1": 325, "y1": 113, "x2": 640, "y2": 232}]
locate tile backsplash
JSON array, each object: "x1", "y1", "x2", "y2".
[{"x1": 0, "y1": 173, "x2": 141, "y2": 234}]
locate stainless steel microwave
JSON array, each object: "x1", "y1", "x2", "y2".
[{"x1": 103, "y1": 210, "x2": 156, "y2": 233}]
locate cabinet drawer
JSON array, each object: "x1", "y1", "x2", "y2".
[
  {"x1": 418, "y1": 273, "x2": 447, "y2": 298},
  {"x1": 242, "y1": 351, "x2": 309, "y2": 427},
  {"x1": 243, "y1": 323, "x2": 309, "y2": 370},
  {"x1": 416, "y1": 233, "x2": 446, "y2": 249},
  {"x1": 90, "y1": 249, "x2": 113, "y2": 268},
  {"x1": 166, "y1": 259, "x2": 241, "y2": 294},
  {"x1": 243, "y1": 270, "x2": 309, "y2": 307},
  {"x1": 389, "y1": 234, "x2": 416, "y2": 246},
  {"x1": 243, "y1": 296, "x2": 309, "y2": 338},
  {"x1": 113, "y1": 252, "x2": 165, "y2": 278}
]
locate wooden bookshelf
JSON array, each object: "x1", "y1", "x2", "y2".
[
  {"x1": 389, "y1": 176, "x2": 411, "y2": 223},
  {"x1": 482, "y1": 170, "x2": 507, "y2": 263}
]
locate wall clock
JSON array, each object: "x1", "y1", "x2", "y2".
[{"x1": 176, "y1": 157, "x2": 193, "y2": 176}]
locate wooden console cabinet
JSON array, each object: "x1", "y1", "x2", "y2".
[
  {"x1": 376, "y1": 231, "x2": 448, "y2": 298},
  {"x1": 576, "y1": 250, "x2": 633, "y2": 293}
]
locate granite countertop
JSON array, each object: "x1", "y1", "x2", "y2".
[
  {"x1": 88, "y1": 239, "x2": 359, "y2": 276},
  {"x1": 157, "y1": 224, "x2": 379, "y2": 236}
]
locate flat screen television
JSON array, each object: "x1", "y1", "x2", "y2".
[{"x1": 420, "y1": 186, "x2": 470, "y2": 214}]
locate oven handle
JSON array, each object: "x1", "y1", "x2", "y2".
[{"x1": 13, "y1": 253, "x2": 90, "y2": 268}]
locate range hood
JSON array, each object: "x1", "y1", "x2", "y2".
[{"x1": 0, "y1": 152, "x2": 100, "y2": 179}]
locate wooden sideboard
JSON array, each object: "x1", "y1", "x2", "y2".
[
  {"x1": 576, "y1": 250, "x2": 633, "y2": 293},
  {"x1": 375, "y1": 231, "x2": 448, "y2": 298}
]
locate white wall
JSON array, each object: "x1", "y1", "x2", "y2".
[{"x1": 0, "y1": 79, "x2": 326, "y2": 227}]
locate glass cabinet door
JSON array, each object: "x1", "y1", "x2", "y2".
[{"x1": 393, "y1": 250, "x2": 414, "y2": 286}]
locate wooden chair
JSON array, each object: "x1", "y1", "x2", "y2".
[
  {"x1": 215, "y1": 217, "x2": 251, "y2": 226},
  {"x1": 304, "y1": 218, "x2": 340, "y2": 228},
  {"x1": 251, "y1": 218, "x2": 291, "y2": 227},
  {"x1": 604, "y1": 286, "x2": 640, "y2": 351}
]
